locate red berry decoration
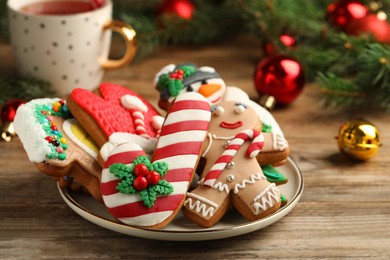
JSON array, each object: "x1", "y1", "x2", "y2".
[
  {"x1": 133, "y1": 176, "x2": 148, "y2": 191},
  {"x1": 146, "y1": 170, "x2": 161, "y2": 185},
  {"x1": 158, "y1": 0, "x2": 195, "y2": 20},
  {"x1": 326, "y1": 0, "x2": 367, "y2": 30},
  {"x1": 254, "y1": 54, "x2": 305, "y2": 105},
  {"x1": 133, "y1": 163, "x2": 149, "y2": 177}
]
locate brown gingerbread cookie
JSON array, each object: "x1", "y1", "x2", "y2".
[
  {"x1": 14, "y1": 98, "x2": 102, "y2": 201},
  {"x1": 183, "y1": 100, "x2": 286, "y2": 227}
]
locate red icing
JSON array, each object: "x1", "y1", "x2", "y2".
[
  {"x1": 133, "y1": 164, "x2": 149, "y2": 177},
  {"x1": 108, "y1": 194, "x2": 184, "y2": 218},
  {"x1": 70, "y1": 83, "x2": 160, "y2": 141},
  {"x1": 146, "y1": 171, "x2": 161, "y2": 185},
  {"x1": 220, "y1": 120, "x2": 243, "y2": 129}
]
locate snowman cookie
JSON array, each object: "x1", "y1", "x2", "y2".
[
  {"x1": 154, "y1": 63, "x2": 289, "y2": 181},
  {"x1": 182, "y1": 100, "x2": 286, "y2": 227},
  {"x1": 14, "y1": 98, "x2": 102, "y2": 201}
]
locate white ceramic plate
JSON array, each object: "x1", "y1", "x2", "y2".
[{"x1": 58, "y1": 157, "x2": 303, "y2": 241}]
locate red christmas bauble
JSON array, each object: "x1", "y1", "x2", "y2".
[
  {"x1": 1, "y1": 99, "x2": 25, "y2": 123},
  {"x1": 326, "y1": 0, "x2": 367, "y2": 30},
  {"x1": 158, "y1": 0, "x2": 195, "y2": 20},
  {"x1": 345, "y1": 14, "x2": 390, "y2": 44},
  {"x1": 254, "y1": 55, "x2": 305, "y2": 104}
]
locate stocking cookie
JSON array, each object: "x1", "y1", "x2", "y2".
[
  {"x1": 67, "y1": 83, "x2": 162, "y2": 148},
  {"x1": 100, "y1": 92, "x2": 211, "y2": 228},
  {"x1": 183, "y1": 100, "x2": 286, "y2": 227},
  {"x1": 14, "y1": 98, "x2": 102, "y2": 201}
]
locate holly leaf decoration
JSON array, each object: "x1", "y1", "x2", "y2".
[
  {"x1": 140, "y1": 186, "x2": 157, "y2": 208},
  {"x1": 151, "y1": 161, "x2": 169, "y2": 176},
  {"x1": 133, "y1": 155, "x2": 151, "y2": 169},
  {"x1": 153, "y1": 180, "x2": 174, "y2": 195},
  {"x1": 108, "y1": 156, "x2": 174, "y2": 208},
  {"x1": 109, "y1": 163, "x2": 133, "y2": 180},
  {"x1": 116, "y1": 179, "x2": 137, "y2": 194}
]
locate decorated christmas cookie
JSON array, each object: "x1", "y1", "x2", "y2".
[
  {"x1": 14, "y1": 98, "x2": 102, "y2": 201},
  {"x1": 154, "y1": 63, "x2": 226, "y2": 110},
  {"x1": 100, "y1": 92, "x2": 211, "y2": 228},
  {"x1": 67, "y1": 83, "x2": 163, "y2": 148},
  {"x1": 183, "y1": 100, "x2": 286, "y2": 227},
  {"x1": 154, "y1": 63, "x2": 289, "y2": 180}
]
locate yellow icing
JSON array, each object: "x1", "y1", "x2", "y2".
[{"x1": 70, "y1": 122, "x2": 99, "y2": 153}]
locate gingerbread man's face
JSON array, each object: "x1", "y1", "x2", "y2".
[{"x1": 209, "y1": 101, "x2": 261, "y2": 136}]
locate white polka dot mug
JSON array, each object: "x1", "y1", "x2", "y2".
[{"x1": 7, "y1": 0, "x2": 136, "y2": 96}]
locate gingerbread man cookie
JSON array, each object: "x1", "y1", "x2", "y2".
[
  {"x1": 154, "y1": 63, "x2": 289, "y2": 171},
  {"x1": 183, "y1": 100, "x2": 287, "y2": 227},
  {"x1": 14, "y1": 98, "x2": 102, "y2": 201},
  {"x1": 100, "y1": 92, "x2": 211, "y2": 228},
  {"x1": 67, "y1": 83, "x2": 163, "y2": 148}
]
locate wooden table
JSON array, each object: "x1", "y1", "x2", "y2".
[{"x1": 1, "y1": 36, "x2": 389, "y2": 259}]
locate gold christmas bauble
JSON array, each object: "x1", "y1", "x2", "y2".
[{"x1": 337, "y1": 119, "x2": 381, "y2": 160}]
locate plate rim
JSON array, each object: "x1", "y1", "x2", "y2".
[{"x1": 58, "y1": 157, "x2": 304, "y2": 240}]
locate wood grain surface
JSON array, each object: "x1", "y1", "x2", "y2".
[{"x1": 0, "y1": 35, "x2": 389, "y2": 259}]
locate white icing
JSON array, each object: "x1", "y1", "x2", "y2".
[
  {"x1": 13, "y1": 98, "x2": 60, "y2": 162},
  {"x1": 101, "y1": 167, "x2": 122, "y2": 183},
  {"x1": 152, "y1": 115, "x2": 164, "y2": 130},
  {"x1": 153, "y1": 64, "x2": 175, "y2": 86},
  {"x1": 213, "y1": 182, "x2": 229, "y2": 193},
  {"x1": 121, "y1": 95, "x2": 148, "y2": 113},
  {"x1": 100, "y1": 133, "x2": 157, "y2": 161},
  {"x1": 208, "y1": 163, "x2": 227, "y2": 172},
  {"x1": 119, "y1": 211, "x2": 173, "y2": 226},
  {"x1": 62, "y1": 119, "x2": 97, "y2": 160},
  {"x1": 214, "y1": 106, "x2": 224, "y2": 116},
  {"x1": 233, "y1": 173, "x2": 265, "y2": 194},
  {"x1": 163, "y1": 110, "x2": 210, "y2": 126},
  {"x1": 198, "y1": 66, "x2": 216, "y2": 73},
  {"x1": 176, "y1": 92, "x2": 210, "y2": 102},
  {"x1": 272, "y1": 133, "x2": 288, "y2": 151},
  {"x1": 154, "y1": 154, "x2": 200, "y2": 170},
  {"x1": 157, "y1": 130, "x2": 208, "y2": 148},
  {"x1": 253, "y1": 183, "x2": 280, "y2": 214},
  {"x1": 184, "y1": 193, "x2": 217, "y2": 218},
  {"x1": 102, "y1": 181, "x2": 189, "y2": 208}
]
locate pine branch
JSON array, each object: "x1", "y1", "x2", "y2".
[{"x1": 0, "y1": 78, "x2": 55, "y2": 106}]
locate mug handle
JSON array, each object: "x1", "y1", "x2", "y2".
[{"x1": 101, "y1": 21, "x2": 136, "y2": 70}]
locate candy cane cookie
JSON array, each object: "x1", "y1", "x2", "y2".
[
  {"x1": 100, "y1": 92, "x2": 211, "y2": 228},
  {"x1": 14, "y1": 98, "x2": 102, "y2": 201},
  {"x1": 183, "y1": 100, "x2": 286, "y2": 227}
]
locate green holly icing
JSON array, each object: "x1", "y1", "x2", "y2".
[
  {"x1": 280, "y1": 194, "x2": 287, "y2": 205},
  {"x1": 261, "y1": 122, "x2": 272, "y2": 133},
  {"x1": 156, "y1": 65, "x2": 197, "y2": 97},
  {"x1": 261, "y1": 164, "x2": 288, "y2": 184},
  {"x1": 34, "y1": 100, "x2": 71, "y2": 161},
  {"x1": 109, "y1": 156, "x2": 174, "y2": 208}
]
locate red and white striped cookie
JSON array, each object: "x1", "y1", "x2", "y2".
[{"x1": 100, "y1": 92, "x2": 211, "y2": 228}]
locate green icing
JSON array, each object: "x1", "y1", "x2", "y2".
[
  {"x1": 157, "y1": 65, "x2": 197, "y2": 97},
  {"x1": 261, "y1": 122, "x2": 272, "y2": 133},
  {"x1": 280, "y1": 194, "x2": 287, "y2": 204},
  {"x1": 261, "y1": 164, "x2": 287, "y2": 184},
  {"x1": 34, "y1": 100, "x2": 71, "y2": 161},
  {"x1": 109, "y1": 156, "x2": 174, "y2": 208}
]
